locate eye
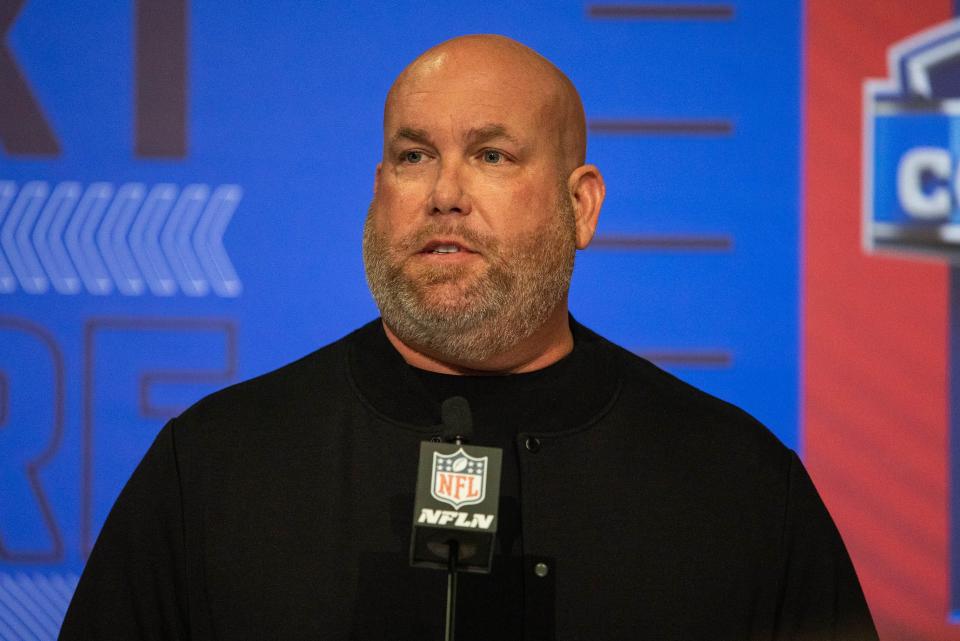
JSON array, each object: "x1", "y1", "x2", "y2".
[
  {"x1": 481, "y1": 149, "x2": 504, "y2": 164},
  {"x1": 403, "y1": 150, "x2": 424, "y2": 164}
]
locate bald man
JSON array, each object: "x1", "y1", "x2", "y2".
[
  {"x1": 60, "y1": 36, "x2": 877, "y2": 641},
  {"x1": 365, "y1": 34, "x2": 602, "y2": 375}
]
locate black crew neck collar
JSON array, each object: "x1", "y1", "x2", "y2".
[{"x1": 345, "y1": 317, "x2": 622, "y2": 441}]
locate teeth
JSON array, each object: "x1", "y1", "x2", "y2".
[{"x1": 432, "y1": 245, "x2": 460, "y2": 254}]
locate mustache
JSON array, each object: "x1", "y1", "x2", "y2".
[{"x1": 399, "y1": 222, "x2": 499, "y2": 255}]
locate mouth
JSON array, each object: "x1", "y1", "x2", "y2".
[{"x1": 418, "y1": 239, "x2": 478, "y2": 256}]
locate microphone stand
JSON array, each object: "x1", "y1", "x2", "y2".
[
  {"x1": 444, "y1": 539, "x2": 459, "y2": 641},
  {"x1": 443, "y1": 433, "x2": 466, "y2": 641}
]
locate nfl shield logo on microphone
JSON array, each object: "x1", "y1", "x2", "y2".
[{"x1": 431, "y1": 448, "x2": 488, "y2": 510}]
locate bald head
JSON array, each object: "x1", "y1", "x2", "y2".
[
  {"x1": 385, "y1": 35, "x2": 587, "y2": 173},
  {"x1": 366, "y1": 34, "x2": 606, "y2": 372}
]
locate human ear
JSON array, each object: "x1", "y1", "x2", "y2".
[
  {"x1": 567, "y1": 164, "x2": 605, "y2": 249},
  {"x1": 374, "y1": 162, "x2": 382, "y2": 195}
]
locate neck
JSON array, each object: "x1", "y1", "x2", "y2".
[{"x1": 382, "y1": 304, "x2": 573, "y2": 375}]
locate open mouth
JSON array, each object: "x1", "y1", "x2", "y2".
[{"x1": 419, "y1": 240, "x2": 476, "y2": 255}]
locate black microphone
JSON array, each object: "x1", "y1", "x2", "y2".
[
  {"x1": 441, "y1": 396, "x2": 473, "y2": 444},
  {"x1": 410, "y1": 396, "x2": 502, "y2": 574}
]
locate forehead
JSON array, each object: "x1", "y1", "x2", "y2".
[{"x1": 384, "y1": 54, "x2": 560, "y2": 141}]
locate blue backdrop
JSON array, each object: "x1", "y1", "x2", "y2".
[{"x1": 0, "y1": 2, "x2": 799, "y2": 637}]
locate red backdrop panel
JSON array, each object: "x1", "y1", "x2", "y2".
[{"x1": 804, "y1": 1, "x2": 952, "y2": 639}]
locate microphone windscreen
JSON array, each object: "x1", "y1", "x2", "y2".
[{"x1": 441, "y1": 396, "x2": 473, "y2": 442}]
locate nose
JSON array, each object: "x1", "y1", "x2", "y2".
[{"x1": 429, "y1": 160, "x2": 471, "y2": 216}]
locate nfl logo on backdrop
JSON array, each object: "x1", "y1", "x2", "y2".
[
  {"x1": 864, "y1": 19, "x2": 960, "y2": 262},
  {"x1": 431, "y1": 448, "x2": 488, "y2": 510}
]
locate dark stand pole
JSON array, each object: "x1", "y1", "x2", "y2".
[
  {"x1": 444, "y1": 540, "x2": 460, "y2": 641},
  {"x1": 444, "y1": 430, "x2": 467, "y2": 640}
]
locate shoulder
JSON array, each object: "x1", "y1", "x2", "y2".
[
  {"x1": 578, "y1": 321, "x2": 792, "y2": 476},
  {"x1": 172, "y1": 320, "x2": 374, "y2": 435}
]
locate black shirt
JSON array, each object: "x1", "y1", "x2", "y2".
[{"x1": 60, "y1": 318, "x2": 878, "y2": 640}]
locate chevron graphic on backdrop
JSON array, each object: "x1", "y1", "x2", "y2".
[
  {"x1": 0, "y1": 181, "x2": 243, "y2": 297},
  {"x1": 0, "y1": 573, "x2": 78, "y2": 641}
]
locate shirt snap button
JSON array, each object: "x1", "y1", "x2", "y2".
[
  {"x1": 524, "y1": 437, "x2": 541, "y2": 453},
  {"x1": 533, "y1": 562, "x2": 549, "y2": 578}
]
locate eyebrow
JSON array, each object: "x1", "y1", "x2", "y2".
[
  {"x1": 463, "y1": 124, "x2": 521, "y2": 148},
  {"x1": 389, "y1": 124, "x2": 522, "y2": 149},
  {"x1": 391, "y1": 127, "x2": 434, "y2": 147}
]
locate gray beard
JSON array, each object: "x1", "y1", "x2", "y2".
[{"x1": 361, "y1": 195, "x2": 576, "y2": 365}]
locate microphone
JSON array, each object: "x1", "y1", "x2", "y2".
[
  {"x1": 410, "y1": 396, "x2": 502, "y2": 574},
  {"x1": 441, "y1": 396, "x2": 473, "y2": 444}
]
